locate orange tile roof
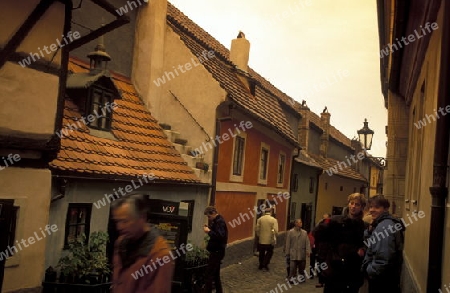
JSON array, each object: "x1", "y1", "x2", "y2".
[
  {"x1": 50, "y1": 58, "x2": 201, "y2": 183},
  {"x1": 310, "y1": 153, "x2": 367, "y2": 182},
  {"x1": 166, "y1": 3, "x2": 298, "y2": 146}
]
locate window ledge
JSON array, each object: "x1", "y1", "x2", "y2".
[
  {"x1": 88, "y1": 128, "x2": 117, "y2": 141},
  {"x1": 229, "y1": 174, "x2": 244, "y2": 182}
]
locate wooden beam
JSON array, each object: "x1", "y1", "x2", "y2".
[{"x1": 0, "y1": 0, "x2": 55, "y2": 68}]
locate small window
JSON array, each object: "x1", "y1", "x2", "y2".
[
  {"x1": 309, "y1": 177, "x2": 314, "y2": 193},
  {"x1": 232, "y1": 136, "x2": 245, "y2": 176},
  {"x1": 64, "y1": 203, "x2": 92, "y2": 247},
  {"x1": 87, "y1": 86, "x2": 114, "y2": 131},
  {"x1": 292, "y1": 174, "x2": 299, "y2": 192},
  {"x1": 259, "y1": 144, "x2": 270, "y2": 184},
  {"x1": 181, "y1": 200, "x2": 195, "y2": 233},
  {"x1": 277, "y1": 153, "x2": 286, "y2": 185},
  {"x1": 340, "y1": 186, "x2": 344, "y2": 191}
]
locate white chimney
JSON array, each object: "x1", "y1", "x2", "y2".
[{"x1": 230, "y1": 31, "x2": 250, "y2": 72}]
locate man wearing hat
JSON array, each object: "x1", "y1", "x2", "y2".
[{"x1": 256, "y1": 206, "x2": 278, "y2": 271}]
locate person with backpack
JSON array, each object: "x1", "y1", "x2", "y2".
[{"x1": 362, "y1": 195, "x2": 405, "y2": 293}]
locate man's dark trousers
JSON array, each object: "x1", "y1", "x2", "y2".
[
  {"x1": 258, "y1": 244, "x2": 274, "y2": 269},
  {"x1": 204, "y1": 250, "x2": 225, "y2": 293}
]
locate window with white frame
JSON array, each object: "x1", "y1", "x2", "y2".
[
  {"x1": 233, "y1": 136, "x2": 245, "y2": 176},
  {"x1": 258, "y1": 143, "x2": 270, "y2": 184},
  {"x1": 277, "y1": 153, "x2": 286, "y2": 185},
  {"x1": 230, "y1": 134, "x2": 246, "y2": 182}
]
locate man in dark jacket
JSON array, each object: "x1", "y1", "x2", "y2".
[
  {"x1": 314, "y1": 193, "x2": 367, "y2": 293},
  {"x1": 203, "y1": 206, "x2": 228, "y2": 293},
  {"x1": 362, "y1": 195, "x2": 404, "y2": 293}
]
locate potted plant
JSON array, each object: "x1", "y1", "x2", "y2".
[
  {"x1": 55, "y1": 231, "x2": 111, "y2": 285},
  {"x1": 195, "y1": 155, "x2": 209, "y2": 172},
  {"x1": 182, "y1": 238, "x2": 210, "y2": 292}
]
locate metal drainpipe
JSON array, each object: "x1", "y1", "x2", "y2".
[
  {"x1": 209, "y1": 118, "x2": 220, "y2": 206},
  {"x1": 427, "y1": 1, "x2": 450, "y2": 291},
  {"x1": 287, "y1": 147, "x2": 301, "y2": 229},
  {"x1": 210, "y1": 115, "x2": 231, "y2": 206}
]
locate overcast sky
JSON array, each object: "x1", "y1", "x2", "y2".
[{"x1": 169, "y1": 0, "x2": 387, "y2": 157}]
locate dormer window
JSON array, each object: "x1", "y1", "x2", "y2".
[
  {"x1": 88, "y1": 85, "x2": 114, "y2": 131},
  {"x1": 65, "y1": 38, "x2": 121, "y2": 137}
]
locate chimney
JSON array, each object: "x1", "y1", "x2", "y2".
[
  {"x1": 319, "y1": 107, "x2": 330, "y2": 157},
  {"x1": 230, "y1": 31, "x2": 250, "y2": 72},
  {"x1": 298, "y1": 102, "x2": 310, "y2": 151},
  {"x1": 132, "y1": 0, "x2": 168, "y2": 114}
]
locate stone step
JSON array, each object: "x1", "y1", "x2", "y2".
[
  {"x1": 173, "y1": 143, "x2": 192, "y2": 155},
  {"x1": 181, "y1": 154, "x2": 202, "y2": 168},
  {"x1": 163, "y1": 129, "x2": 181, "y2": 143}
]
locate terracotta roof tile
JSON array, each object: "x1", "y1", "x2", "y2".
[
  {"x1": 50, "y1": 59, "x2": 200, "y2": 183},
  {"x1": 166, "y1": 3, "x2": 297, "y2": 146},
  {"x1": 309, "y1": 154, "x2": 367, "y2": 182},
  {"x1": 295, "y1": 150, "x2": 322, "y2": 169}
]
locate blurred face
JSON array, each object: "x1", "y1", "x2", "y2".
[
  {"x1": 369, "y1": 204, "x2": 388, "y2": 220},
  {"x1": 348, "y1": 199, "x2": 363, "y2": 218},
  {"x1": 205, "y1": 212, "x2": 217, "y2": 222},
  {"x1": 295, "y1": 220, "x2": 303, "y2": 228},
  {"x1": 112, "y1": 202, "x2": 146, "y2": 240}
]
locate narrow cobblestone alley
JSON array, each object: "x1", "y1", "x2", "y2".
[{"x1": 221, "y1": 246, "x2": 320, "y2": 293}]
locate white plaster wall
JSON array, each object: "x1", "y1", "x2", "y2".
[
  {"x1": 0, "y1": 167, "x2": 52, "y2": 292},
  {"x1": 45, "y1": 179, "x2": 209, "y2": 269}
]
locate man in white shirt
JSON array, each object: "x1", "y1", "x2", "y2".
[{"x1": 256, "y1": 207, "x2": 278, "y2": 271}]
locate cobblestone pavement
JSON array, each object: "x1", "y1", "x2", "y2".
[{"x1": 221, "y1": 246, "x2": 323, "y2": 293}]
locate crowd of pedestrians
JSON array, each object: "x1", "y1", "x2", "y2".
[{"x1": 106, "y1": 192, "x2": 404, "y2": 293}]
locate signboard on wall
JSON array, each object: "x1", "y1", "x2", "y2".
[{"x1": 147, "y1": 213, "x2": 188, "y2": 291}]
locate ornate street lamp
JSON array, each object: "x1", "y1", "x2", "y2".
[
  {"x1": 357, "y1": 118, "x2": 374, "y2": 150},
  {"x1": 356, "y1": 119, "x2": 385, "y2": 167}
]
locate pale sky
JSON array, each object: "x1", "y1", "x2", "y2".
[{"x1": 169, "y1": 0, "x2": 387, "y2": 158}]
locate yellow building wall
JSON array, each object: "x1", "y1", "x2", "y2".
[
  {"x1": 0, "y1": 0, "x2": 64, "y2": 137},
  {"x1": 402, "y1": 4, "x2": 444, "y2": 292},
  {"x1": 0, "y1": 168, "x2": 52, "y2": 292},
  {"x1": 315, "y1": 174, "x2": 364, "y2": 223},
  {"x1": 369, "y1": 166, "x2": 380, "y2": 196},
  {"x1": 132, "y1": 0, "x2": 227, "y2": 177},
  {"x1": 0, "y1": 1, "x2": 65, "y2": 292}
]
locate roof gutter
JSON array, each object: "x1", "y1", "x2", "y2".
[{"x1": 427, "y1": 1, "x2": 450, "y2": 291}]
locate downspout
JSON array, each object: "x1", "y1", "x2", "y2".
[
  {"x1": 210, "y1": 112, "x2": 232, "y2": 205},
  {"x1": 313, "y1": 168, "x2": 322, "y2": 226},
  {"x1": 209, "y1": 117, "x2": 220, "y2": 206},
  {"x1": 427, "y1": 1, "x2": 450, "y2": 291},
  {"x1": 287, "y1": 147, "x2": 301, "y2": 229}
]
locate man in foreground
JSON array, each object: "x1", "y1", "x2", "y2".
[
  {"x1": 203, "y1": 206, "x2": 228, "y2": 293},
  {"x1": 111, "y1": 194, "x2": 174, "y2": 293},
  {"x1": 362, "y1": 195, "x2": 404, "y2": 293},
  {"x1": 314, "y1": 193, "x2": 366, "y2": 293}
]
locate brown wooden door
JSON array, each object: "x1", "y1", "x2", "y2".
[{"x1": 301, "y1": 203, "x2": 312, "y2": 232}]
